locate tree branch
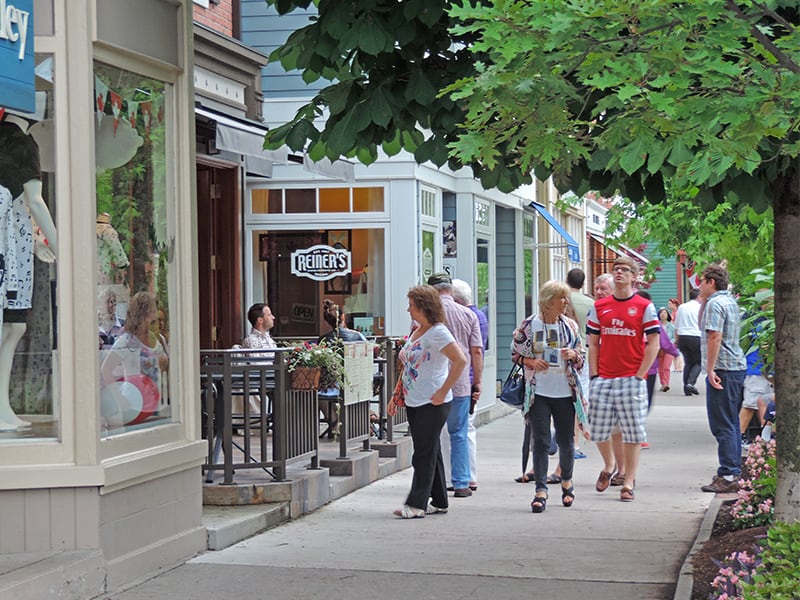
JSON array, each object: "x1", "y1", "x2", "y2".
[{"x1": 725, "y1": 0, "x2": 800, "y2": 74}]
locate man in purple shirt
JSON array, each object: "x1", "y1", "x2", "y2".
[{"x1": 427, "y1": 273, "x2": 483, "y2": 498}]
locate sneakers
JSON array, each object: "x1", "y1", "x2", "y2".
[
  {"x1": 701, "y1": 476, "x2": 740, "y2": 493},
  {"x1": 425, "y1": 504, "x2": 448, "y2": 515},
  {"x1": 574, "y1": 448, "x2": 587, "y2": 459},
  {"x1": 660, "y1": 385, "x2": 670, "y2": 392},
  {"x1": 640, "y1": 441, "x2": 650, "y2": 449},
  {"x1": 453, "y1": 487, "x2": 472, "y2": 498},
  {"x1": 393, "y1": 505, "x2": 426, "y2": 519}
]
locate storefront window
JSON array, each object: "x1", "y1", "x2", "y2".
[
  {"x1": 353, "y1": 187, "x2": 383, "y2": 212},
  {"x1": 0, "y1": 55, "x2": 59, "y2": 442},
  {"x1": 94, "y1": 62, "x2": 174, "y2": 437},
  {"x1": 251, "y1": 228, "x2": 385, "y2": 338},
  {"x1": 319, "y1": 187, "x2": 348, "y2": 212}
]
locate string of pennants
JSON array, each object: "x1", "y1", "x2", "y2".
[{"x1": 94, "y1": 76, "x2": 164, "y2": 136}]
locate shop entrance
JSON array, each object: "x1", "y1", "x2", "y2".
[
  {"x1": 197, "y1": 163, "x2": 241, "y2": 349},
  {"x1": 260, "y1": 232, "x2": 323, "y2": 338}
]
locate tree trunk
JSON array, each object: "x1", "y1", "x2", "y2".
[{"x1": 773, "y1": 172, "x2": 800, "y2": 523}]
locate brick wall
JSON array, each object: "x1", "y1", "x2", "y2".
[{"x1": 193, "y1": 0, "x2": 234, "y2": 37}]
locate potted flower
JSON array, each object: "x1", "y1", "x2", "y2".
[{"x1": 286, "y1": 340, "x2": 346, "y2": 390}]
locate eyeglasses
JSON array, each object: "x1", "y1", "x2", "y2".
[{"x1": 613, "y1": 266, "x2": 632, "y2": 273}]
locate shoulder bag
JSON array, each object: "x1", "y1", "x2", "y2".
[{"x1": 499, "y1": 356, "x2": 525, "y2": 410}]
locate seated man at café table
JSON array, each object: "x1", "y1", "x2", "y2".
[{"x1": 241, "y1": 303, "x2": 277, "y2": 360}]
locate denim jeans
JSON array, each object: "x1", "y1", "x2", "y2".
[
  {"x1": 705, "y1": 369, "x2": 746, "y2": 477},
  {"x1": 529, "y1": 394, "x2": 575, "y2": 493},
  {"x1": 405, "y1": 402, "x2": 451, "y2": 510},
  {"x1": 446, "y1": 395, "x2": 471, "y2": 489}
]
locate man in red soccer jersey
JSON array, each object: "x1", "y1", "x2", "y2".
[{"x1": 586, "y1": 256, "x2": 660, "y2": 502}]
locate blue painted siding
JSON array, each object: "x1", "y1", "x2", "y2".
[
  {"x1": 240, "y1": 0, "x2": 325, "y2": 98},
  {"x1": 495, "y1": 206, "x2": 517, "y2": 382}
]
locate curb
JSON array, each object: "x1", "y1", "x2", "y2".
[{"x1": 673, "y1": 495, "x2": 726, "y2": 600}]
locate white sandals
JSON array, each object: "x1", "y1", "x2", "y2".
[{"x1": 393, "y1": 505, "x2": 426, "y2": 519}]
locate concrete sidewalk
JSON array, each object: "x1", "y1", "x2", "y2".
[{"x1": 112, "y1": 377, "x2": 719, "y2": 600}]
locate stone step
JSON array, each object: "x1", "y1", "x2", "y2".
[
  {"x1": 203, "y1": 503, "x2": 289, "y2": 551},
  {"x1": 0, "y1": 549, "x2": 105, "y2": 600}
]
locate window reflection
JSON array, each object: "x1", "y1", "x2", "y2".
[{"x1": 94, "y1": 62, "x2": 172, "y2": 436}]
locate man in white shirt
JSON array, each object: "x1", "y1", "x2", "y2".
[
  {"x1": 242, "y1": 303, "x2": 277, "y2": 357},
  {"x1": 674, "y1": 288, "x2": 702, "y2": 396}
]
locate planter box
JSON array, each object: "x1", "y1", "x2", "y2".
[{"x1": 290, "y1": 367, "x2": 321, "y2": 390}]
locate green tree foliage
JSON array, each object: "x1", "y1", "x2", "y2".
[
  {"x1": 264, "y1": 0, "x2": 530, "y2": 191},
  {"x1": 445, "y1": 0, "x2": 799, "y2": 209},
  {"x1": 603, "y1": 195, "x2": 774, "y2": 286}
]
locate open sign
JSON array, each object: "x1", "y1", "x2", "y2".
[{"x1": 291, "y1": 244, "x2": 351, "y2": 281}]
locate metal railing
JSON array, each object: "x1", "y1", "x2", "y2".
[
  {"x1": 200, "y1": 348, "x2": 319, "y2": 484},
  {"x1": 199, "y1": 338, "x2": 409, "y2": 484}
]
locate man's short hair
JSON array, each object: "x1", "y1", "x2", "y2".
[
  {"x1": 247, "y1": 303, "x2": 267, "y2": 328},
  {"x1": 451, "y1": 279, "x2": 473, "y2": 305},
  {"x1": 613, "y1": 255, "x2": 638, "y2": 276},
  {"x1": 689, "y1": 287, "x2": 701, "y2": 300},
  {"x1": 566, "y1": 268, "x2": 586, "y2": 289},
  {"x1": 427, "y1": 272, "x2": 452, "y2": 291},
  {"x1": 702, "y1": 264, "x2": 730, "y2": 291}
]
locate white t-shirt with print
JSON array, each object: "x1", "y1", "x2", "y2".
[
  {"x1": 399, "y1": 323, "x2": 456, "y2": 408},
  {"x1": 529, "y1": 316, "x2": 572, "y2": 398}
]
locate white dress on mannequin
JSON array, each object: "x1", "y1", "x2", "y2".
[{"x1": 0, "y1": 119, "x2": 58, "y2": 431}]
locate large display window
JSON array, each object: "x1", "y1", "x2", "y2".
[
  {"x1": 0, "y1": 54, "x2": 59, "y2": 443},
  {"x1": 93, "y1": 61, "x2": 174, "y2": 437}
]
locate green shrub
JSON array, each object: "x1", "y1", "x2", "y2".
[{"x1": 742, "y1": 520, "x2": 800, "y2": 599}]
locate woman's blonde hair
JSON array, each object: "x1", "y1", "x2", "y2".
[
  {"x1": 538, "y1": 280, "x2": 571, "y2": 313},
  {"x1": 125, "y1": 291, "x2": 157, "y2": 335}
]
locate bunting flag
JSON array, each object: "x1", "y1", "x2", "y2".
[
  {"x1": 93, "y1": 75, "x2": 163, "y2": 139},
  {"x1": 139, "y1": 101, "x2": 152, "y2": 137},
  {"x1": 109, "y1": 91, "x2": 123, "y2": 134},
  {"x1": 153, "y1": 94, "x2": 164, "y2": 126},
  {"x1": 94, "y1": 76, "x2": 109, "y2": 126},
  {"x1": 127, "y1": 101, "x2": 138, "y2": 129}
]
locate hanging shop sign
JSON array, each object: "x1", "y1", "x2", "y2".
[
  {"x1": 291, "y1": 244, "x2": 352, "y2": 281},
  {"x1": 0, "y1": 0, "x2": 34, "y2": 113}
]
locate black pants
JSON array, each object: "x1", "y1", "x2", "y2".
[
  {"x1": 405, "y1": 402, "x2": 451, "y2": 510},
  {"x1": 528, "y1": 394, "x2": 575, "y2": 493},
  {"x1": 677, "y1": 336, "x2": 701, "y2": 390}
]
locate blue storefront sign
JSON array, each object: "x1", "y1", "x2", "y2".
[{"x1": 0, "y1": 0, "x2": 34, "y2": 113}]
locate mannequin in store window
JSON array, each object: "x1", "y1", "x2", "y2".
[
  {"x1": 96, "y1": 212, "x2": 129, "y2": 284},
  {"x1": 0, "y1": 116, "x2": 59, "y2": 432}
]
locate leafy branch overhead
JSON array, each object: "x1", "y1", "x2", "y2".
[
  {"x1": 264, "y1": 0, "x2": 531, "y2": 192},
  {"x1": 266, "y1": 0, "x2": 798, "y2": 205}
]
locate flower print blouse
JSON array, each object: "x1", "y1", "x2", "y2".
[{"x1": 398, "y1": 323, "x2": 456, "y2": 407}]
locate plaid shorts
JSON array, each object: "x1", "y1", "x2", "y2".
[{"x1": 588, "y1": 376, "x2": 648, "y2": 443}]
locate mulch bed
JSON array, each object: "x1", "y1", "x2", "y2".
[{"x1": 690, "y1": 500, "x2": 769, "y2": 600}]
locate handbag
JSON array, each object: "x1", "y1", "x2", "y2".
[
  {"x1": 499, "y1": 356, "x2": 525, "y2": 410},
  {"x1": 391, "y1": 375, "x2": 405, "y2": 408}
]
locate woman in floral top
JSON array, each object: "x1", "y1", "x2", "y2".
[
  {"x1": 511, "y1": 280, "x2": 584, "y2": 513},
  {"x1": 388, "y1": 285, "x2": 466, "y2": 519}
]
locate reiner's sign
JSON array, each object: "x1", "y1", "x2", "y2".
[{"x1": 291, "y1": 244, "x2": 351, "y2": 281}]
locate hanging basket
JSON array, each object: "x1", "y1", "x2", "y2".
[{"x1": 290, "y1": 366, "x2": 322, "y2": 390}]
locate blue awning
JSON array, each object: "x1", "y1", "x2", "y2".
[{"x1": 528, "y1": 202, "x2": 581, "y2": 262}]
